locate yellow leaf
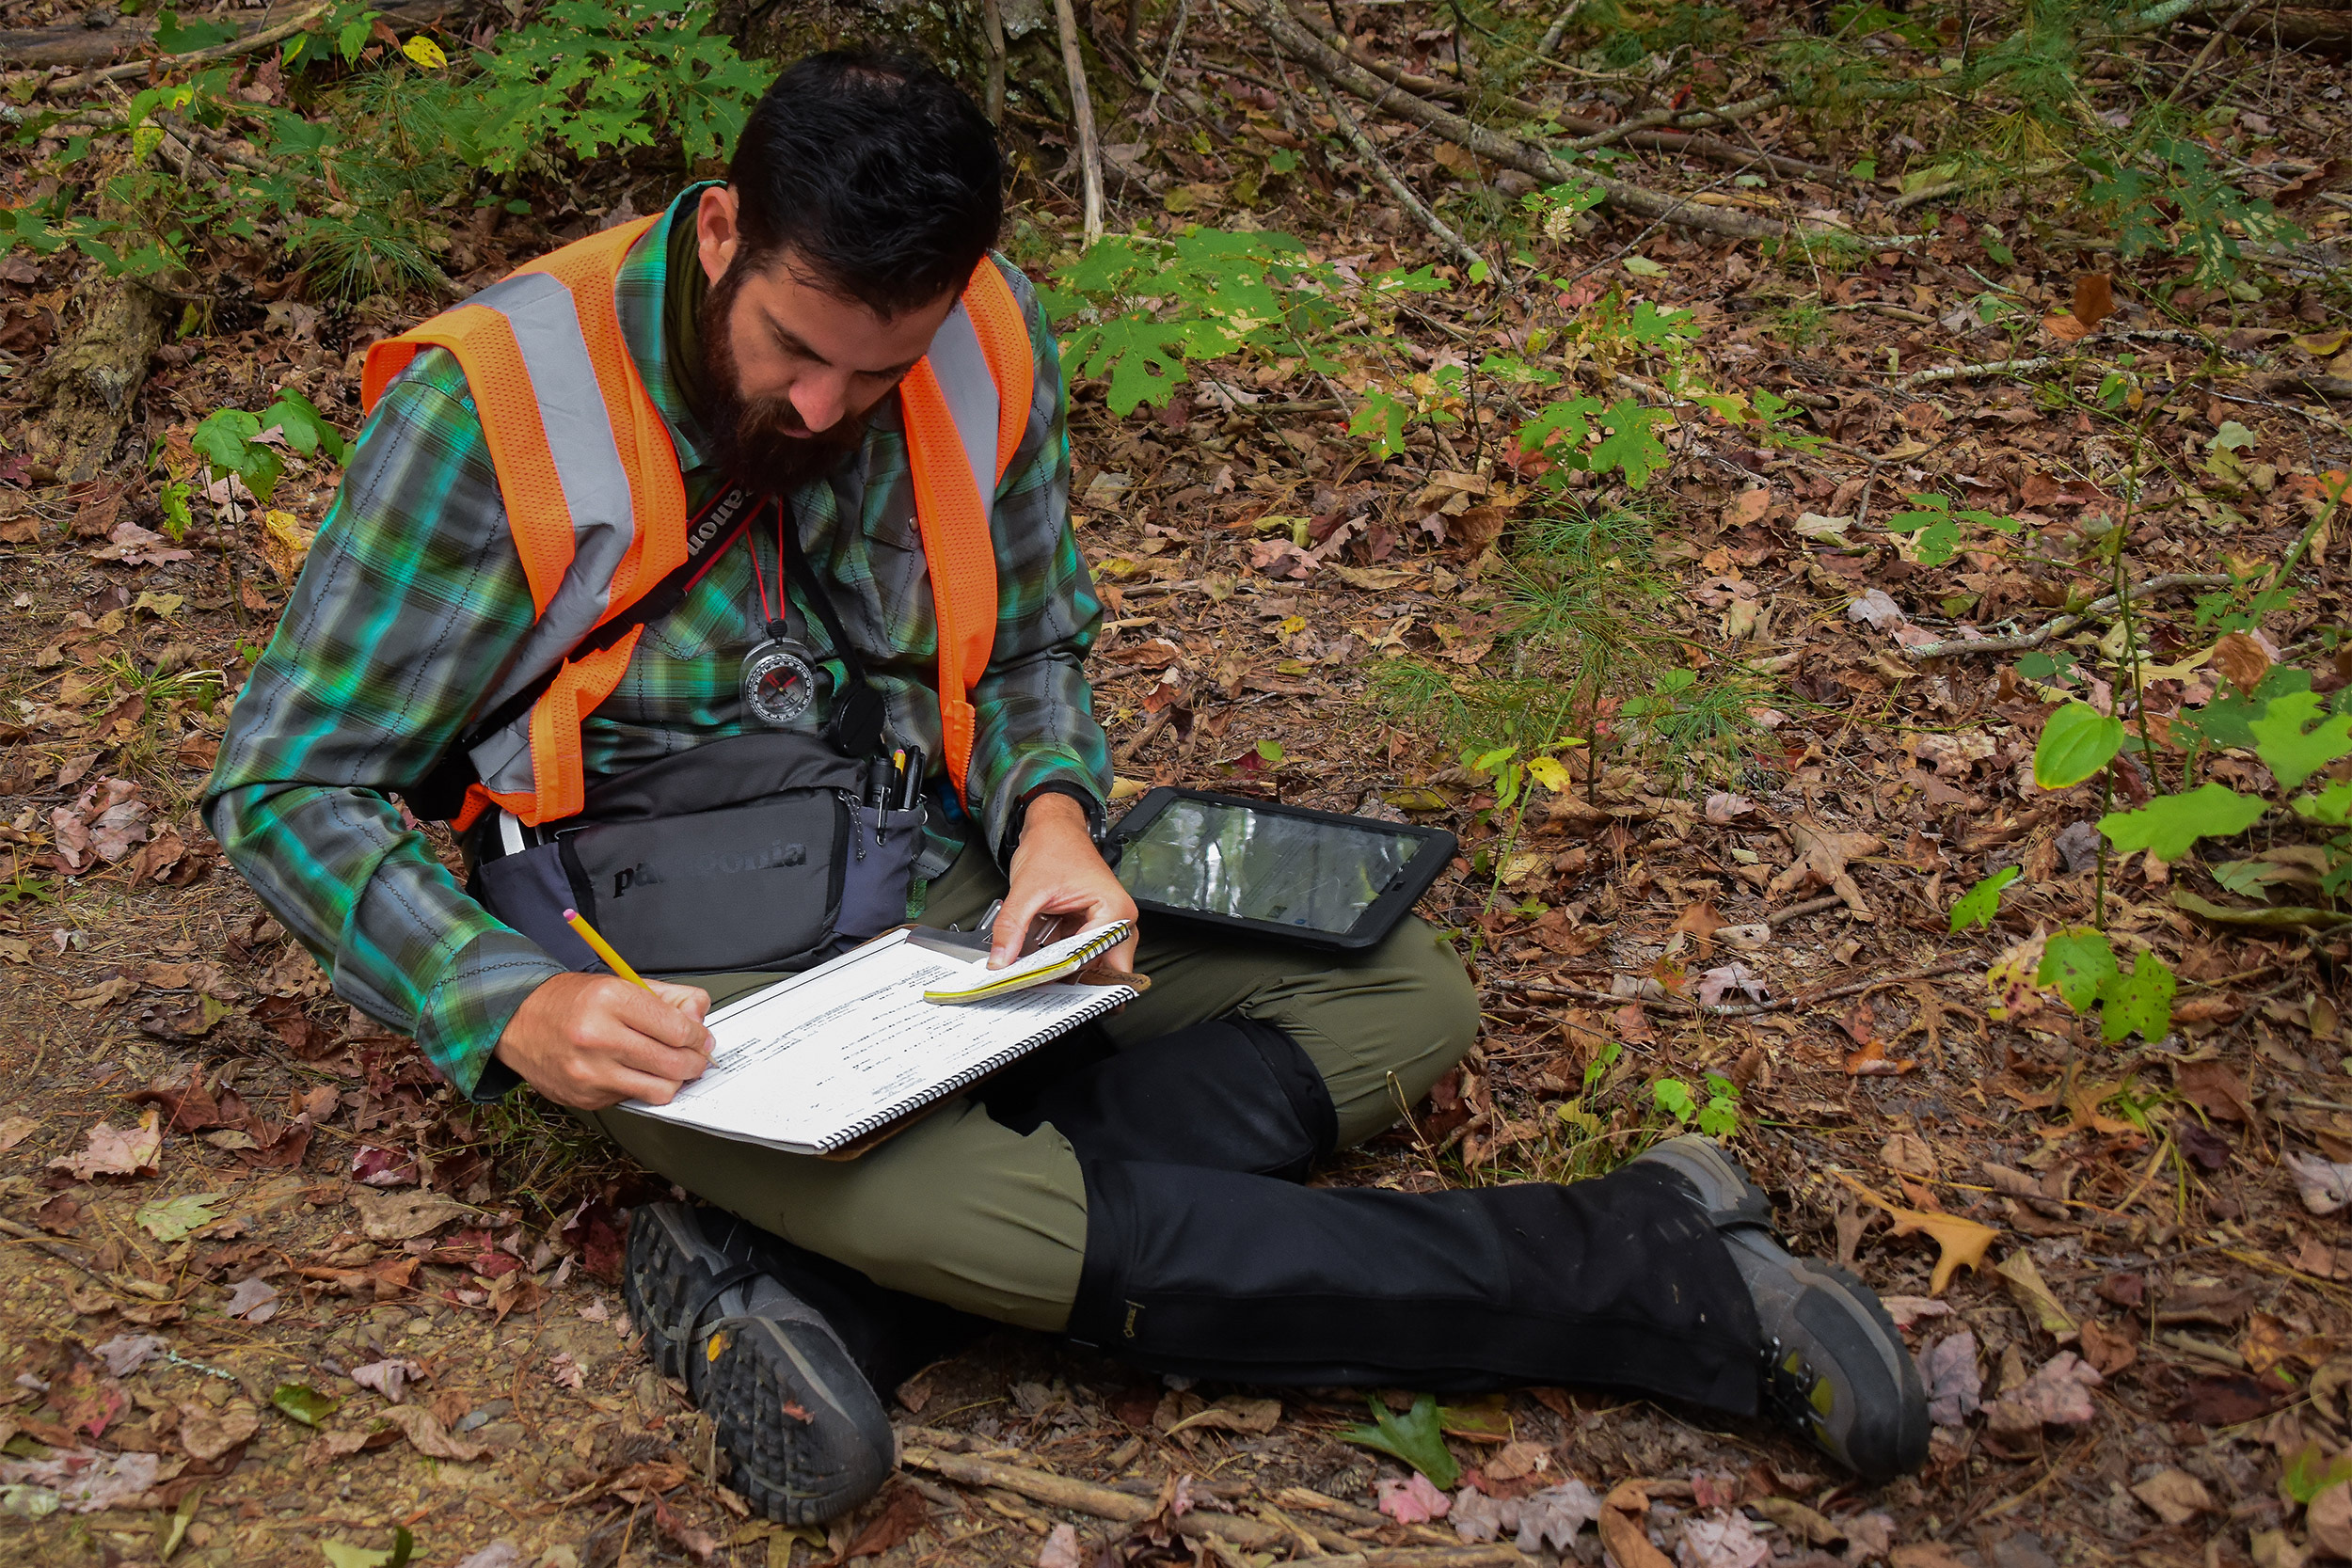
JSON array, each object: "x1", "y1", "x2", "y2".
[
  {"x1": 1996, "y1": 1249, "x2": 2078, "y2": 1338},
  {"x1": 1526, "y1": 755, "x2": 1573, "y2": 793},
  {"x1": 402, "y1": 35, "x2": 448, "y2": 69},
  {"x1": 262, "y1": 510, "x2": 316, "y2": 584},
  {"x1": 1985, "y1": 934, "x2": 2049, "y2": 1022},
  {"x1": 1837, "y1": 1173, "x2": 2000, "y2": 1294}
]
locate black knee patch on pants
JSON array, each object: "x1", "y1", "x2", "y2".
[
  {"x1": 1070, "y1": 1159, "x2": 1761, "y2": 1414},
  {"x1": 990, "y1": 1017, "x2": 1338, "y2": 1180}
]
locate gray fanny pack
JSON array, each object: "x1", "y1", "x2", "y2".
[{"x1": 466, "y1": 731, "x2": 925, "y2": 977}]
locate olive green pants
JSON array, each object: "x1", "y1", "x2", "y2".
[{"x1": 586, "y1": 843, "x2": 1478, "y2": 1332}]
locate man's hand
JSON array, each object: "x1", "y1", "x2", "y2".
[
  {"x1": 495, "y1": 973, "x2": 715, "y2": 1110},
  {"x1": 993, "y1": 792, "x2": 1138, "y2": 972}
]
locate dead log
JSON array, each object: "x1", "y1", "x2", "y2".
[
  {"x1": 21, "y1": 159, "x2": 176, "y2": 485},
  {"x1": 3, "y1": 0, "x2": 451, "y2": 75},
  {"x1": 2217, "y1": 5, "x2": 2352, "y2": 44}
]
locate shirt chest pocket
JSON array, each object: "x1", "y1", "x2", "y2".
[{"x1": 639, "y1": 562, "x2": 757, "y2": 664}]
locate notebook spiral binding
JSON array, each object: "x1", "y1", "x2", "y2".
[{"x1": 817, "y1": 984, "x2": 1138, "y2": 1152}]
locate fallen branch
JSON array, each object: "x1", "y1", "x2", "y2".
[
  {"x1": 1769, "y1": 894, "x2": 1850, "y2": 927},
  {"x1": 1052, "y1": 0, "x2": 1106, "y2": 245},
  {"x1": 1275, "y1": 11, "x2": 1835, "y2": 183},
  {"x1": 1895, "y1": 355, "x2": 2068, "y2": 389},
  {"x1": 1899, "y1": 574, "x2": 2233, "y2": 659},
  {"x1": 40, "y1": 3, "x2": 328, "y2": 97},
  {"x1": 1308, "y1": 74, "x2": 1505, "y2": 283},
  {"x1": 1888, "y1": 157, "x2": 2069, "y2": 213},
  {"x1": 1535, "y1": 0, "x2": 1587, "y2": 54},
  {"x1": 980, "y1": 0, "x2": 1008, "y2": 123},
  {"x1": 1493, "y1": 956, "x2": 1979, "y2": 1020},
  {"x1": 898, "y1": 1446, "x2": 1528, "y2": 1563},
  {"x1": 1228, "y1": 0, "x2": 1828, "y2": 244}
]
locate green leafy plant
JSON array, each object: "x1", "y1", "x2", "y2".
[
  {"x1": 1045, "y1": 228, "x2": 1358, "y2": 416},
  {"x1": 453, "y1": 0, "x2": 766, "y2": 172},
  {"x1": 1950, "y1": 866, "x2": 2020, "y2": 932},
  {"x1": 1653, "y1": 1074, "x2": 1741, "y2": 1139},
  {"x1": 192, "y1": 393, "x2": 349, "y2": 507},
  {"x1": 2035, "y1": 926, "x2": 2176, "y2": 1043},
  {"x1": 1340, "y1": 1394, "x2": 1461, "y2": 1489},
  {"x1": 1884, "y1": 492, "x2": 2028, "y2": 567}
]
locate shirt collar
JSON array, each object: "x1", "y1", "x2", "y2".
[{"x1": 616, "y1": 180, "x2": 723, "y2": 474}]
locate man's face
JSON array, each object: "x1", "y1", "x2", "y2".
[{"x1": 694, "y1": 184, "x2": 958, "y2": 496}]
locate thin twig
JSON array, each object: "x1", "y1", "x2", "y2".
[
  {"x1": 1536, "y1": 0, "x2": 1587, "y2": 55},
  {"x1": 1140, "y1": 0, "x2": 1190, "y2": 122},
  {"x1": 1899, "y1": 574, "x2": 2233, "y2": 659}
]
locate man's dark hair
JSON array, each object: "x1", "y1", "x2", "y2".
[{"x1": 728, "y1": 49, "x2": 1003, "y2": 317}]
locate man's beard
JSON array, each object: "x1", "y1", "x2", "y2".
[{"x1": 699, "y1": 263, "x2": 869, "y2": 497}]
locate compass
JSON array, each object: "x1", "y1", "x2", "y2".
[{"x1": 740, "y1": 637, "x2": 821, "y2": 729}]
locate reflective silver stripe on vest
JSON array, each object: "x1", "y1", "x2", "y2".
[
  {"x1": 460, "y1": 278, "x2": 1000, "y2": 816},
  {"x1": 923, "y1": 301, "x2": 1000, "y2": 519},
  {"x1": 454, "y1": 271, "x2": 640, "y2": 800}
]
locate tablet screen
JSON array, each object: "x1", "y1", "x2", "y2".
[{"x1": 1114, "y1": 797, "x2": 1426, "y2": 933}]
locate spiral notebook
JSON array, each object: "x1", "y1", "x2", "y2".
[{"x1": 620, "y1": 926, "x2": 1141, "y2": 1157}]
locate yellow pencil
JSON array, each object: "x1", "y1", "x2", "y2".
[{"x1": 563, "y1": 908, "x2": 651, "y2": 990}]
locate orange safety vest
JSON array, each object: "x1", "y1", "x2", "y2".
[{"x1": 359, "y1": 215, "x2": 1034, "y2": 830}]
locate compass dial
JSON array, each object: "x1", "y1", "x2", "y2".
[{"x1": 741, "y1": 641, "x2": 820, "y2": 729}]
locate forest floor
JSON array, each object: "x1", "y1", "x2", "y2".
[{"x1": 3, "y1": 0, "x2": 2352, "y2": 1565}]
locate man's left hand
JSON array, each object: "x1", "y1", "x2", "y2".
[{"x1": 993, "y1": 791, "x2": 1138, "y2": 972}]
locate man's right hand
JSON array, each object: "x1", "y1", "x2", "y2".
[{"x1": 494, "y1": 973, "x2": 715, "y2": 1110}]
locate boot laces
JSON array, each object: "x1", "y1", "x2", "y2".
[{"x1": 1758, "y1": 1334, "x2": 1829, "y2": 1437}]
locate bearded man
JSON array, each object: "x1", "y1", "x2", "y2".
[{"x1": 205, "y1": 49, "x2": 1926, "y2": 1524}]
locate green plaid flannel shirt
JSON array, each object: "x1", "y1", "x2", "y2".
[{"x1": 203, "y1": 186, "x2": 1109, "y2": 1100}]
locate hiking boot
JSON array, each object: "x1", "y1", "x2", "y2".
[
  {"x1": 1732, "y1": 1227, "x2": 1931, "y2": 1481},
  {"x1": 1633, "y1": 1136, "x2": 1928, "y2": 1481},
  {"x1": 1630, "y1": 1132, "x2": 1774, "y2": 1231},
  {"x1": 624, "y1": 1202, "x2": 895, "y2": 1523}
]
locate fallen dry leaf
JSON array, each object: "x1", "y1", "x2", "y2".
[
  {"x1": 1996, "y1": 1250, "x2": 2078, "y2": 1338},
  {"x1": 0, "y1": 1448, "x2": 169, "y2": 1513},
  {"x1": 47, "y1": 1110, "x2": 163, "y2": 1180},
  {"x1": 2311, "y1": 1481, "x2": 2352, "y2": 1560},
  {"x1": 2288, "y1": 1152, "x2": 2352, "y2": 1216},
  {"x1": 1377, "y1": 1473, "x2": 1451, "y2": 1524},
  {"x1": 1838, "y1": 1174, "x2": 1999, "y2": 1292},
  {"x1": 1768, "y1": 821, "x2": 1882, "y2": 915},
  {"x1": 1163, "y1": 1395, "x2": 1280, "y2": 1436},
  {"x1": 1984, "y1": 1352, "x2": 2101, "y2": 1431},
  {"x1": 350, "y1": 1358, "x2": 427, "y2": 1403},
  {"x1": 349, "y1": 1187, "x2": 473, "y2": 1241},
  {"x1": 2130, "y1": 1468, "x2": 2213, "y2": 1526},
  {"x1": 2071, "y1": 273, "x2": 2116, "y2": 332},
  {"x1": 1598, "y1": 1481, "x2": 1674, "y2": 1568},
  {"x1": 2078, "y1": 1318, "x2": 2138, "y2": 1376},
  {"x1": 177, "y1": 1400, "x2": 259, "y2": 1463},
  {"x1": 2175, "y1": 1059, "x2": 2255, "y2": 1124},
  {"x1": 379, "y1": 1403, "x2": 487, "y2": 1461},
  {"x1": 1677, "y1": 1510, "x2": 1771, "y2": 1568},
  {"x1": 1916, "y1": 1330, "x2": 1981, "y2": 1427},
  {"x1": 223, "y1": 1276, "x2": 279, "y2": 1323}
]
